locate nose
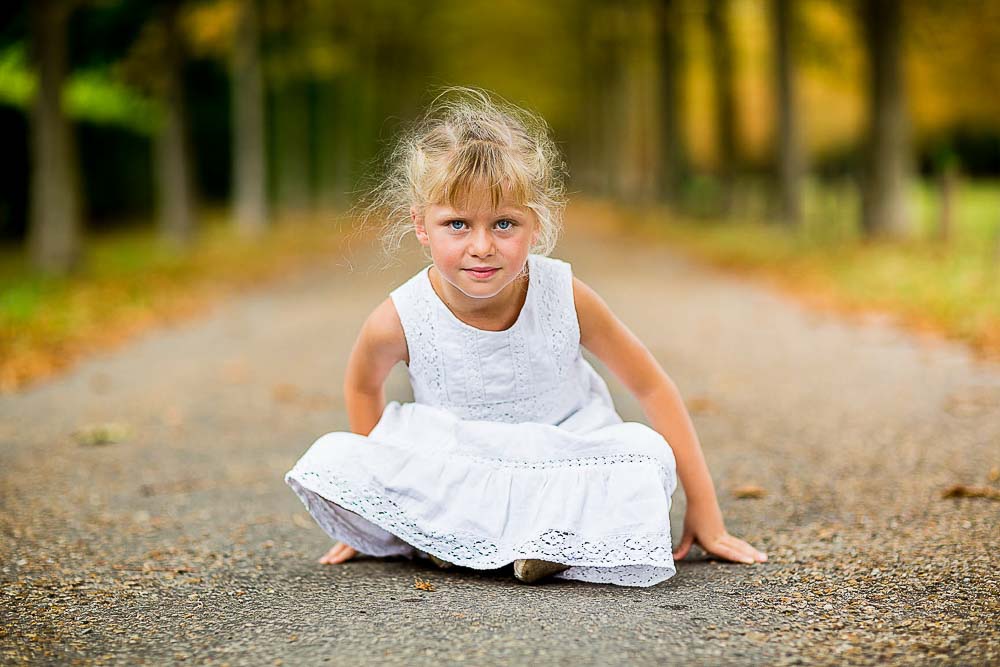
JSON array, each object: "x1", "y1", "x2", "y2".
[{"x1": 468, "y1": 226, "x2": 494, "y2": 257}]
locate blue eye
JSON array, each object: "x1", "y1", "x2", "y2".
[{"x1": 447, "y1": 219, "x2": 514, "y2": 231}]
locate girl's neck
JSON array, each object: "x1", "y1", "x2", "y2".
[{"x1": 428, "y1": 264, "x2": 529, "y2": 331}]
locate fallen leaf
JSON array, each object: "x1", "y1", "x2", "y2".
[
  {"x1": 816, "y1": 526, "x2": 839, "y2": 540},
  {"x1": 73, "y1": 422, "x2": 131, "y2": 446},
  {"x1": 686, "y1": 396, "x2": 719, "y2": 415},
  {"x1": 272, "y1": 383, "x2": 300, "y2": 403},
  {"x1": 139, "y1": 478, "x2": 208, "y2": 496},
  {"x1": 732, "y1": 484, "x2": 768, "y2": 499},
  {"x1": 941, "y1": 484, "x2": 1000, "y2": 500},
  {"x1": 414, "y1": 577, "x2": 435, "y2": 591}
]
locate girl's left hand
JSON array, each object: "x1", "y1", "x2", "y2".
[{"x1": 672, "y1": 500, "x2": 768, "y2": 565}]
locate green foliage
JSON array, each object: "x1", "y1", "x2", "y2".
[
  {"x1": 0, "y1": 44, "x2": 161, "y2": 134},
  {"x1": 0, "y1": 45, "x2": 34, "y2": 108}
]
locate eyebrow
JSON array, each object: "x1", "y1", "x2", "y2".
[{"x1": 440, "y1": 209, "x2": 524, "y2": 218}]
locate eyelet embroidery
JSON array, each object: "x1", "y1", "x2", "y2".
[
  {"x1": 288, "y1": 468, "x2": 676, "y2": 587},
  {"x1": 462, "y1": 326, "x2": 486, "y2": 404},
  {"x1": 507, "y1": 325, "x2": 532, "y2": 399},
  {"x1": 458, "y1": 452, "x2": 675, "y2": 491},
  {"x1": 391, "y1": 281, "x2": 447, "y2": 402}
]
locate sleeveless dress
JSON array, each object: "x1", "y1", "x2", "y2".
[{"x1": 284, "y1": 253, "x2": 679, "y2": 587}]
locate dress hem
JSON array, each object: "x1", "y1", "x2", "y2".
[{"x1": 286, "y1": 469, "x2": 677, "y2": 588}]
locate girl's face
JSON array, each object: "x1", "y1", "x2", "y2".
[{"x1": 412, "y1": 190, "x2": 539, "y2": 301}]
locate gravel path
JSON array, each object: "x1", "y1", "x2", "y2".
[{"x1": 2, "y1": 225, "x2": 998, "y2": 665}]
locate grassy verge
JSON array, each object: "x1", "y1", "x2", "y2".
[
  {"x1": 621, "y1": 179, "x2": 1000, "y2": 361},
  {"x1": 0, "y1": 211, "x2": 357, "y2": 392}
]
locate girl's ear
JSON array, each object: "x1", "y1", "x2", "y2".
[{"x1": 412, "y1": 206, "x2": 429, "y2": 246}]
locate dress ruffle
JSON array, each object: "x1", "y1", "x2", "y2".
[{"x1": 285, "y1": 401, "x2": 679, "y2": 587}]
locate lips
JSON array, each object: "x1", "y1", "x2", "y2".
[{"x1": 464, "y1": 267, "x2": 499, "y2": 279}]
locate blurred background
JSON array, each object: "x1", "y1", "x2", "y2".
[{"x1": 1, "y1": 0, "x2": 999, "y2": 389}]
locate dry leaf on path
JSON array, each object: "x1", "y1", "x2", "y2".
[
  {"x1": 686, "y1": 396, "x2": 720, "y2": 415},
  {"x1": 73, "y1": 422, "x2": 131, "y2": 446},
  {"x1": 414, "y1": 577, "x2": 435, "y2": 591},
  {"x1": 272, "y1": 383, "x2": 300, "y2": 403},
  {"x1": 941, "y1": 484, "x2": 1000, "y2": 500},
  {"x1": 732, "y1": 484, "x2": 768, "y2": 499}
]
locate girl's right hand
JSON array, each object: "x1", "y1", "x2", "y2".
[{"x1": 318, "y1": 542, "x2": 358, "y2": 564}]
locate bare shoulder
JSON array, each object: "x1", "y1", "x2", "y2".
[
  {"x1": 343, "y1": 297, "x2": 408, "y2": 394},
  {"x1": 571, "y1": 276, "x2": 667, "y2": 399},
  {"x1": 359, "y1": 297, "x2": 409, "y2": 365},
  {"x1": 571, "y1": 275, "x2": 604, "y2": 308},
  {"x1": 571, "y1": 276, "x2": 616, "y2": 349}
]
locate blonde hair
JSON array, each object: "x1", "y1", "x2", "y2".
[{"x1": 363, "y1": 86, "x2": 567, "y2": 260}]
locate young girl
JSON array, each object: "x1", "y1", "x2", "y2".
[{"x1": 285, "y1": 87, "x2": 767, "y2": 587}]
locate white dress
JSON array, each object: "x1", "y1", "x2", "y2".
[{"x1": 285, "y1": 253, "x2": 679, "y2": 586}]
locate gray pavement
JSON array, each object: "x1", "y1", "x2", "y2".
[{"x1": 1, "y1": 225, "x2": 998, "y2": 665}]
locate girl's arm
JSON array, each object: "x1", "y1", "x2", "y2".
[
  {"x1": 343, "y1": 297, "x2": 409, "y2": 436},
  {"x1": 573, "y1": 277, "x2": 767, "y2": 565},
  {"x1": 320, "y1": 298, "x2": 408, "y2": 566}
]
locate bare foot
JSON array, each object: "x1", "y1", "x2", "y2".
[{"x1": 318, "y1": 541, "x2": 358, "y2": 564}]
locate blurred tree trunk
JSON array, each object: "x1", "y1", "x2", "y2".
[
  {"x1": 859, "y1": 0, "x2": 911, "y2": 239},
  {"x1": 615, "y1": 5, "x2": 651, "y2": 204},
  {"x1": 585, "y1": 3, "x2": 621, "y2": 197},
  {"x1": 655, "y1": 0, "x2": 687, "y2": 208},
  {"x1": 157, "y1": 0, "x2": 197, "y2": 247},
  {"x1": 271, "y1": 81, "x2": 311, "y2": 216},
  {"x1": 706, "y1": 0, "x2": 736, "y2": 217},
  {"x1": 372, "y1": 17, "x2": 405, "y2": 139},
  {"x1": 604, "y1": 4, "x2": 628, "y2": 200},
  {"x1": 772, "y1": 0, "x2": 802, "y2": 226},
  {"x1": 270, "y1": 0, "x2": 311, "y2": 217},
  {"x1": 337, "y1": 4, "x2": 378, "y2": 200},
  {"x1": 577, "y1": 4, "x2": 605, "y2": 193},
  {"x1": 232, "y1": 0, "x2": 268, "y2": 235},
  {"x1": 312, "y1": 78, "x2": 347, "y2": 211},
  {"x1": 28, "y1": 0, "x2": 82, "y2": 274}
]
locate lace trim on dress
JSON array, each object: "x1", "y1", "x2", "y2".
[
  {"x1": 457, "y1": 452, "x2": 675, "y2": 492},
  {"x1": 287, "y1": 468, "x2": 676, "y2": 587}
]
